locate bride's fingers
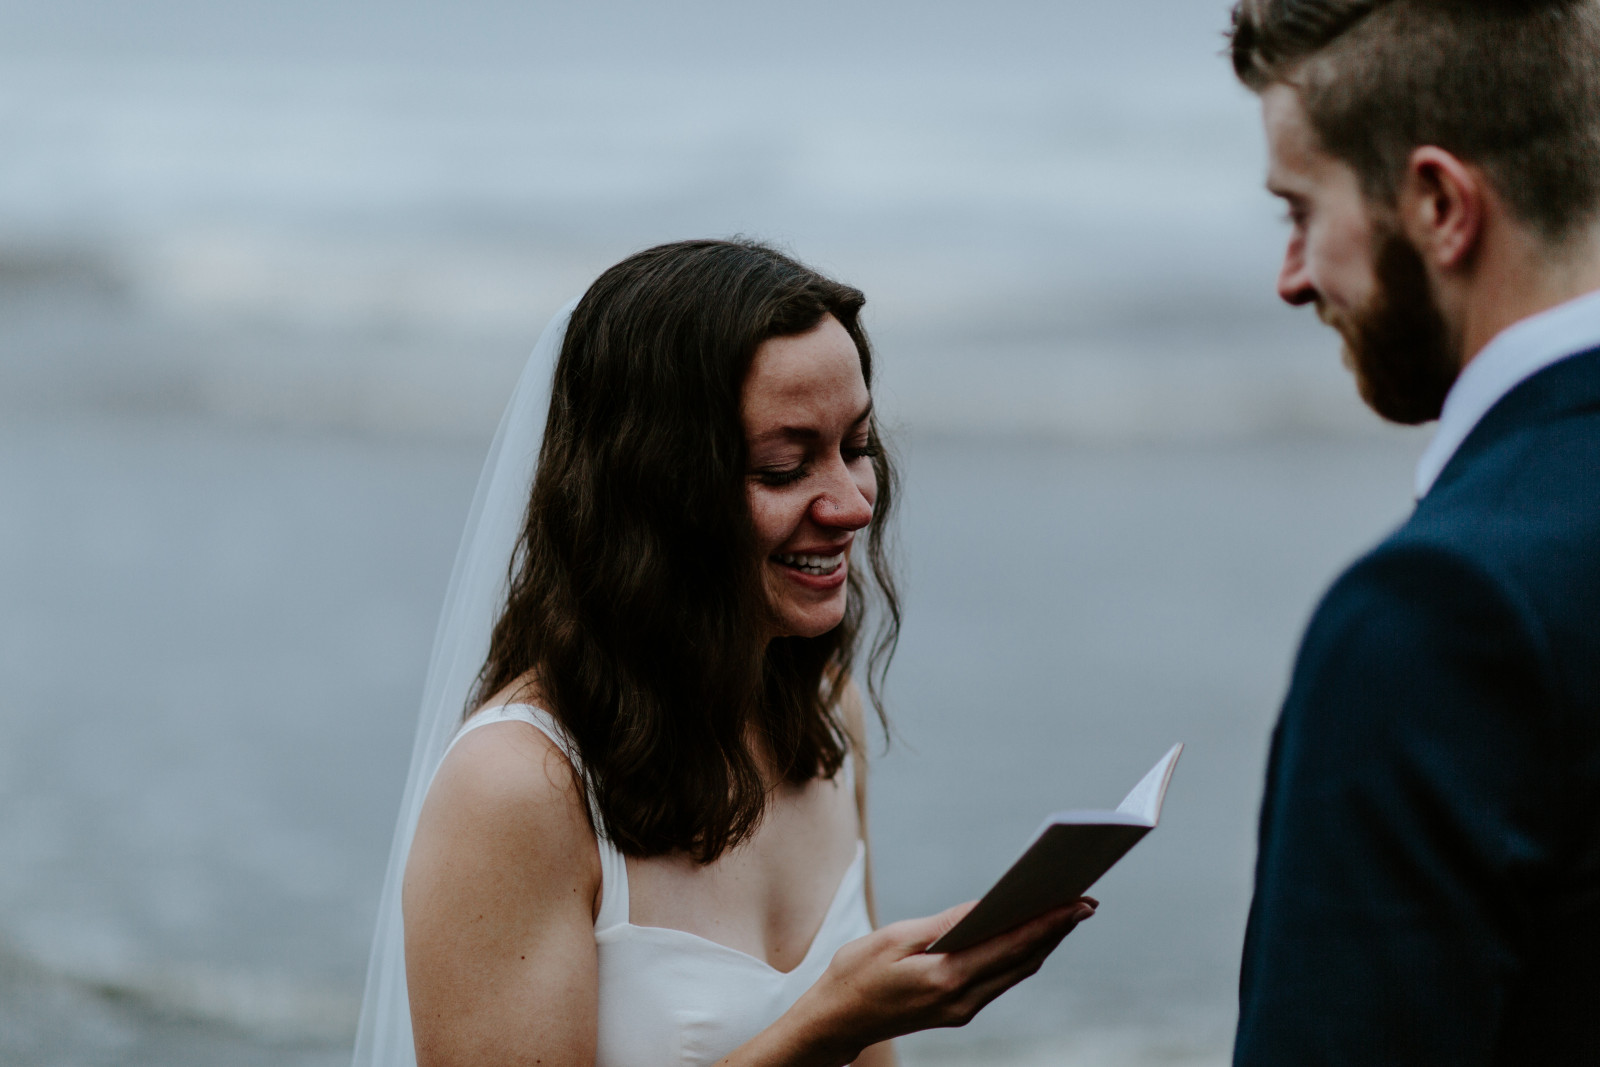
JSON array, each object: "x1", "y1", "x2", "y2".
[
  {"x1": 921, "y1": 900, "x2": 979, "y2": 940},
  {"x1": 899, "y1": 895, "x2": 1094, "y2": 962},
  {"x1": 962, "y1": 911, "x2": 1092, "y2": 1009},
  {"x1": 950, "y1": 905, "x2": 1086, "y2": 983},
  {"x1": 958, "y1": 956, "x2": 1053, "y2": 1018},
  {"x1": 878, "y1": 901, "x2": 979, "y2": 954},
  {"x1": 935, "y1": 929, "x2": 1077, "y2": 1028}
]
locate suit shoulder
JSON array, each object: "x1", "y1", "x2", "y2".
[
  {"x1": 1419, "y1": 398, "x2": 1600, "y2": 565},
  {"x1": 1297, "y1": 536, "x2": 1559, "y2": 718},
  {"x1": 1320, "y1": 534, "x2": 1532, "y2": 632}
]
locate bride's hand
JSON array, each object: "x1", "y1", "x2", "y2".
[{"x1": 791, "y1": 898, "x2": 1097, "y2": 1064}]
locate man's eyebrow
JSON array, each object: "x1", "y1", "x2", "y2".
[
  {"x1": 1265, "y1": 174, "x2": 1309, "y2": 200},
  {"x1": 751, "y1": 402, "x2": 873, "y2": 443}
]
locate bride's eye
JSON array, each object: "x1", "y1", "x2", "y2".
[
  {"x1": 754, "y1": 464, "x2": 807, "y2": 487},
  {"x1": 843, "y1": 434, "x2": 879, "y2": 461}
]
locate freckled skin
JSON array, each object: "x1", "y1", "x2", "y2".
[{"x1": 741, "y1": 316, "x2": 878, "y2": 640}]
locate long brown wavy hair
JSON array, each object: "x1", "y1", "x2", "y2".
[{"x1": 471, "y1": 239, "x2": 900, "y2": 863}]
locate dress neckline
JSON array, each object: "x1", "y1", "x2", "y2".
[
  {"x1": 610, "y1": 840, "x2": 865, "y2": 977},
  {"x1": 468, "y1": 701, "x2": 868, "y2": 977}
]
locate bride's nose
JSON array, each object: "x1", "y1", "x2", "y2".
[{"x1": 809, "y1": 463, "x2": 875, "y2": 531}]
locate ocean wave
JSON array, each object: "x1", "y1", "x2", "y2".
[
  {"x1": 0, "y1": 46, "x2": 1327, "y2": 443},
  {"x1": 0, "y1": 938, "x2": 358, "y2": 1044},
  {"x1": 0, "y1": 233, "x2": 1374, "y2": 441},
  {"x1": 0, "y1": 48, "x2": 1342, "y2": 443}
]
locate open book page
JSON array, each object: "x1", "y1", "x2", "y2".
[
  {"x1": 1115, "y1": 743, "x2": 1185, "y2": 823},
  {"x1": 925, "y1": 743, "x2": 1183, "y2": 954}
]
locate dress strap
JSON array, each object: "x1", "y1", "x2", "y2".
[{"x1": 448, "y1": 703, "x2": 631, "y2": 931}]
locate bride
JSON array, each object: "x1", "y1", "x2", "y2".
[{"x1": 352, "y1": 239, "x2": 1095, "y2": 1066}]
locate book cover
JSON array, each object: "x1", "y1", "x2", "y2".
[{"x1": 926, "y1": 743, "x2": 1183, "y2": 953}]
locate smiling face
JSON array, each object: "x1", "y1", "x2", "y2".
[
  {"x1": 1263, "y1": 84, "x2": 1459, "y2": 423},
  {"x1": 741, "y1": 315, "x2": 878, "y2": 642}
]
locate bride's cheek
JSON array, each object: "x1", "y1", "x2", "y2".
[{"x1": 748, "y1": 492, "x2": 789, "y2": 548}]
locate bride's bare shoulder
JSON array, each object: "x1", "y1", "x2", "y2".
[
  {"x1": 403, "y1": 687, "x2": 603, "y2": 1054},
  {"x1": 440, "y1": 718, "x2": 578, "y2": 807},
  {"x1": 407, "y1": 683, "x2": 597, "y2": 913},
  {"x1": 430, "y1": 673, "x2": 576, "y2": 817}
]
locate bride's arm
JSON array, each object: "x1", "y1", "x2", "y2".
[{"x1": 404, "y1": 722, "x2": 603, "y2": 1067}]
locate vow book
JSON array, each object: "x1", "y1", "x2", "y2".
[{"x1": 926, "y1": 743, "x2": 1183, "y2": 954}]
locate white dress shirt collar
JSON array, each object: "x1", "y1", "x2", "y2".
[{"x1": 1414, "y1": 285, "x2": 1600, "y2": 499}]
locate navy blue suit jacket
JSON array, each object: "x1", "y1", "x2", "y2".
[{"x1": 1234, "y1": 348, "x2": 1600, "y2": 1065}]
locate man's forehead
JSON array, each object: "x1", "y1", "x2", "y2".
[{"x1": 1261, "y1": 85, "x2": 1326, "y2": 194}]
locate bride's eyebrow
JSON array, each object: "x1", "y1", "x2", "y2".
[{"x1": 751, "y1": 402, "x2": 873, "y2": 444}]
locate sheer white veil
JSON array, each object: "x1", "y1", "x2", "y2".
[{"x1": 351, "y1": 297, "x2": 579, "y2": 1067}]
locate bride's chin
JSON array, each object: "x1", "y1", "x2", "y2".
[{"x1": 766, "y1": 604, "x2": 847, "y2": 641}]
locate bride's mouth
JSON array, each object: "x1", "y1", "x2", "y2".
[{"x1": 772, "y1": 551, "x2": 845, "y2": 577}]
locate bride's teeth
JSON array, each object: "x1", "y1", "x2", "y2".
[{"x1": 772, "y1": 551, "x2": 844, "y2": 574}]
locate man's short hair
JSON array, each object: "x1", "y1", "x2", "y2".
[{"x1": 1229, "y1": 0, "x2": 1600, "y2": 242}]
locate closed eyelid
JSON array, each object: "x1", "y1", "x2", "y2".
[
  {"x1": 1270, "y1": 186, "x2": 1309, "y2": 210},
  {"x1": 751, "y1": 409, "x2": 872, "y2": 446},
  {"x1": 748, "y1": 444, "x2": 808, "y2": 468}
]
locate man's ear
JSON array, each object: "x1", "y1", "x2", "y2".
[{"x1": 1399, "y1": 146, "x2": 1485, "y2": 271}]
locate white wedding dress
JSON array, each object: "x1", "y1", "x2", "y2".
[{"x1": 447, "y1": 702, "x2": 871, "y2": 1066}]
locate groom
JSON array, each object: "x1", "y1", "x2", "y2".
[{"x1": 1227, "y1": 0, "x2": 1600, "y2": 1062}]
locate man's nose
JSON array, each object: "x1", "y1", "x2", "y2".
[{"x1": 1277, "y1": 238, "x2": 1318, "y2": 307}]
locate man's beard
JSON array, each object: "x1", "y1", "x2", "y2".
[{"x1": 1321, "y1": 229, "x2": 1460, "y2": 425}]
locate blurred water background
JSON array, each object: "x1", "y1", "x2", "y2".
[{"x1": 0, "y1": 2, "x2": 1428, "y2": 1064}]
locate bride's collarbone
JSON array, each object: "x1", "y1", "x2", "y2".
[{"x1": 622, "y1": 774, "x2": 859, "y2": 970}]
